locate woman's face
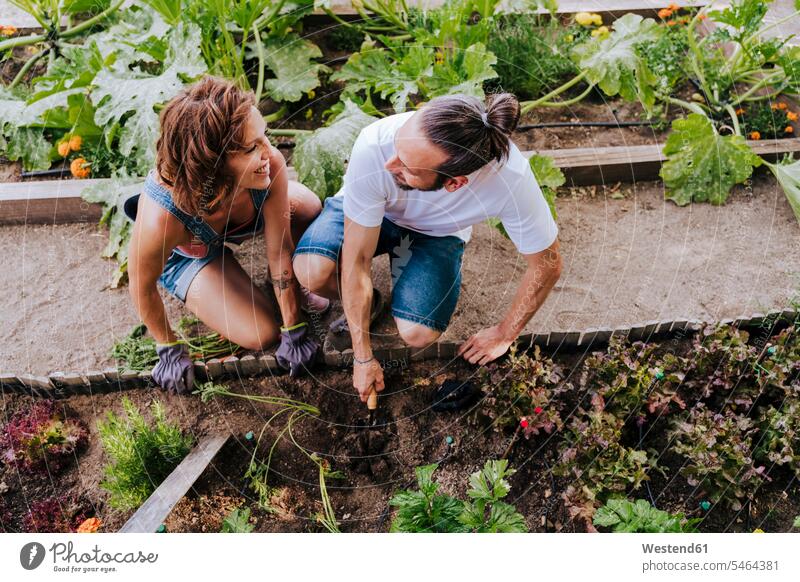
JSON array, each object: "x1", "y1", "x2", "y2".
[{"x1": 225, "y1": 106, "x2": 272, "y2": 192}]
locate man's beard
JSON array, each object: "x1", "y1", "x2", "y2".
[{"x1": 391, "y1": 172, "x2": 447, "y2": 192}]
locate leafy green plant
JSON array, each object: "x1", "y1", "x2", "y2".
[
  {"x1": 487, "y1": 14, "x2": 577, "y2": 101},
  {"x1": 594, "y1": 498, "x2": 700, "y2": 533},
  {"x1": 220, "y1": 506, "x2": 254, "y2": 532},
  {"x1": 472, "y1": 343, "x2": 567, "y2": 438},
  {"x1": 669, "y1": 403, "x2": 768, "y2": 511},
  {"x1": 659, "y1": 113, "x2": 763, "y2": 206},
  {"x1": 555, "y1": 410, "x2": 656, "y2": 500},
  {"x1": 290, "y1": 99, "x2": 378, "y2": 200},
  {"x1": 23, "y1": 494, "x2": 93, "y2": 533},
  {"x1": 97, "y1": 396, "x2": 194, "y2": 510},
  {"x1": 739, "y1": 101, "x2": 797, "y2": 140},
  {"x1": 0, "y1": 400, "x2": 88, "y2": 474},
  {"x1": 111, "y1": 318, "x2": 240, "y2": 370},
  {"x1": 580, "y1": 336, "x2": 687, "y2": 419},
  {"x1": 755, "y1": 402, "x2": 800, "y2": 478},
  {"x1": 389, "y1": 460, "x2": 527, "y2": 533}
]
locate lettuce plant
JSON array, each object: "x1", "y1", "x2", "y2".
[
  {"x1": 0, "y1": 400, "x2": 88, "y2": 474},
  {"x1": 594, "y1": 498, "x2": 700, "y2": 533}
]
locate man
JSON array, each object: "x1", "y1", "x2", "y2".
[{"x1": 293, "y1": 93, "x2": 562, "y2": 403}]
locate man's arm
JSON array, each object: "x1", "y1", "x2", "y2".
[
  {"x1": 458, "y1": 238, "x2": 562, "y2": 365},
  {"x1": 341, "y1": 216, "x2": 385, "y2": 401}
]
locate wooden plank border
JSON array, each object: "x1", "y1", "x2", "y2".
[
  {"x1": 117, "y1": 434, "x2": 231, "y2": 533},
  {"x1": 3, "y1": 138, "x2": 799, "y2": 225}
]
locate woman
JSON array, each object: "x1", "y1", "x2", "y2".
[{"x1": 125, "y1": 76, "x2": 327, "y2": 394}]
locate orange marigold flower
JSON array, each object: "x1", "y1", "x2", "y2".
[
  {"x1": 698, "y1": 14, "x2": 707, "y2": 20},
  {"x1": 777, "y1": 102, "x2": 787, "y2": 110},
  {"x1": 77, "y1": 517, "x2": 102, "y2": 533},
  {"x1": 667, "y1": 20, "x2": 677, "y2": 26},
  {"x1": 787, "y1": 111, "x2": 798, "y2": 121},
  {"x1": 668, "y1": 3, "x2": 680, "y2": 10},
  {"x1": 786, "y1": 126, "x2": 794, "y2": 134},
  {"x1": 749, "y1": 131, "x2": 761, "y2": 140},
  {"x1": 735, "y1": 108, "x2": 745, "y2": 115},
  {"x1": 70, "y1": 157, "x2": 91, "y2": 179},
  {"x1": 658, "y1": 8, "x2": 673, "y2": 19}
]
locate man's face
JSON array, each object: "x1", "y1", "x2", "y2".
[{"x1": 384, "y1": 112, "x2": 455, "y2": 192}]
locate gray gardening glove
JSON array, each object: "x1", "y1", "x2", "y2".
[
  {"x1": 152, "y1": 342, "x2": 195, "y2": 395},
  {"x1": 275, "y1": 322, "x2": 319, "y2": 377}
]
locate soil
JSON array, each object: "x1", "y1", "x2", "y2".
[
  {"x1": 1, "y1": 339, "x2": 798, "y2": 534},
  {"x1": 2, "y1": 173, "x2": 800, "y2": 377}
]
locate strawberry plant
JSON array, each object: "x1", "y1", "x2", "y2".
[
  {"x1": 669, "y1": 403, "x2": 768, "y2": 511},
  {"x1": 594, "y1": 497, "x2": 700, "y2": 533},
  {"x1": 0, "y1": 400, "x2": 88, "y2": 474},
  {"x1": 471, "y1": 343, "x2": 568, "y2": 438},
  {"x1": 389, "y1": 459, "x2": 527, "y2": 533},
  {"x1": 97, "y1": 396, "x2": 194, "y2": 510},
  {"x1": 221, "y1": 507, "x2": 255, "y2": 533}
]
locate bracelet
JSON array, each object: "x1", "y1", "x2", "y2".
[
  {"x1": 352, "y1": 355, "x2": 375, "y2": 365},
  {"x1": 156, "y1": 340, "x2": 183, "y2": 348},
  {"x1": 280, "y1": 321, "x2": 308, "y2": 332}
]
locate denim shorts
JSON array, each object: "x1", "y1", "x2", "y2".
[
  {"x1": 158, "y1": 246, "x2": 228, "y2": 302},
  {"x1": 294, "y1": 195, "x2": 465, "y2": 332}
]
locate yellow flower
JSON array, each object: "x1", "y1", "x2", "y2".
[
  {"x1": 591, "y1": 26, "x2": 610, "y2": 39},
  {"x1": 1, "y1": 25, "x2": 17, "y2": 36},
  {"x1": 305, "y1": 108, "x2": 313, "y2": 120},
  {"x1": 575, "y1": 12, "x2": 595, "y2": 27},
  {"x1": 591, "y1": 13, "x2": 603, "y2": 26},
  {"x1": 306, "y1": 89, "x2": 315, "y2": 100},
  {"x1": 753, "y1": 528, "x2": 765, "y2": 533}
]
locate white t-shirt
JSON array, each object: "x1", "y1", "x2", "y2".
[{"x1": 333, "y1": 111, "x2": 559, "y2": 254}]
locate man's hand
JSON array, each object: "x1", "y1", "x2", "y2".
[
  {"x1": 353, "y1": 358, "x2": 385, "y2": 403},
  {"x1": 458, "y1": 325, "x2": 515, "y2": 365}
]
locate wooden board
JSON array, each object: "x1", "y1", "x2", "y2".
[
  {"x1": 3, "y1": 139, "x2": 798, "y2": 225},
  {"x1": 117, "y1": 434, "x2": 230, "y2": 533}
]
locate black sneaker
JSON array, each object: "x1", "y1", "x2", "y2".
[{"x1": 324, "y1": 289, "x2": 386, "y2": 352}]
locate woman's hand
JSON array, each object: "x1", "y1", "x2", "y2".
[
  {"x1": 275, "y1": 322, "x2": 319, "y2": 377},
  {"x1": 152, "y1": 342, "x2": 195, "y2": 394}
]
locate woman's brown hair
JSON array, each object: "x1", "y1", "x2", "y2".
[{"x1": 155, "y1": 75, "x2": 256, "y2": 216}]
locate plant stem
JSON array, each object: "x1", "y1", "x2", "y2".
[
  {"x1": 266, "y1": 127, "x2": 312, "y2": 136},
  {"x1": 667, "y1": 96, "x2": 708, "y2": 116},
  {"x1": 520, "y1": 69, "x2": 589, "y2": 113},
  {"x1": 263, "y1": 105, "x2": 288, "y2": 124},
  {"x1": 252, "y1": 23, "x2": 265, "y2": 104},
  {"x1": 724, "y1": 103, "x2": 741, "y2": 136},
  {"x1": 0, "y1": 32, "x2": 47, "y2": 52},
  {"x1": 61, "y1": 0, "x2": 126, "y2": 39},
  {"x1": 537, "y1": 83, "x2": 594, "y2": 108},
  {"x1": 731, "y1": 71, "x2": 784, "y2": 106},
  {"x1": 8, "y1": 47, "x2": 48, "y2": 89}
]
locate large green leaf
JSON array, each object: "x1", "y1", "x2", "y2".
[
  {"x1": 660, "y1": 114, "x2": 762, "y2": 206},
  {"x1": 292, "y1": 100, "x2": 377, "y2": 199},
  {"x1": 427, "y1": 42, "x2": 498, "y2": 99},
  {"x1": 765, "y1": 157, "x2": 800, "y2": 226},
  {"x1": 331, "y1": 41, "x2": 433, "y2": 113},
  {"x1": 2, "y1": 126, "x2": 52, "y2": 171},
  {"x1": 251, "y1": 33, "x2": 331, "y2": 103},
  {"x1": 572, "y1": 13, "x2": 661, "y2": 113},
  {"x1": 91, "y1": 22, "x2": 206, "y2": 173}
]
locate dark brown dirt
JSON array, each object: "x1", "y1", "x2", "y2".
[{"x1": 2, "y1": 340, "x2": 799, "y2": 534}]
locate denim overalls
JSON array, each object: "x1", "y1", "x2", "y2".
[{"x1": 123, "y1": 169, "x2": 270, "y2": 302}]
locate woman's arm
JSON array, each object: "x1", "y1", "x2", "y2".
[
  {"x1": 128, "y1": 195, "x2": 185, "y2": 343},
  {"x1": 261, "y1": 145, "x2": 302, "y2": 328}
]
